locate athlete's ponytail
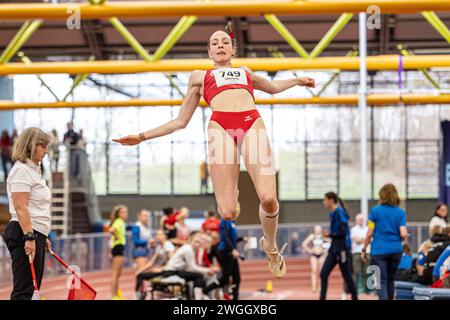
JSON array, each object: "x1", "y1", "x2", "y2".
[{"x1": 324, "y1": 191, "x2": 350, "y2": 215}]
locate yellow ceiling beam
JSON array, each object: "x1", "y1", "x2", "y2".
[
  {"x1": 1, "y1": 55, "x2": 450, "y2": 75},
  {"x1": 3, "y1": 94, "x2": 450, "y2": 110},
  {"x1": 1, "y1": 1, "x2": 450, "y2": 20}
]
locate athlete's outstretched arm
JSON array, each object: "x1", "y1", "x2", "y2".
[
  {"x1": 112, "y1": 71, "x2": 202, "y2": 146},
  {"x1": 242, "y1": 66, "x2": 315, "y2": 94}
]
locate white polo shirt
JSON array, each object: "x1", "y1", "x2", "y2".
[{"x1": 7, "y1": 159, "x2": 51, "y2": 236}]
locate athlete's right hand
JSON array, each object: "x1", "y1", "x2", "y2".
[{"x1": 112, "y1": 135, "x2": 141, "y2": 146}]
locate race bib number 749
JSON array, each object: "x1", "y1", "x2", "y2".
[{"x1": 212, "y1": 68, "x2": 248, "y2": 87}]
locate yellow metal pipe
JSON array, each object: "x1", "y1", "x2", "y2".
[
  {"x1": 0, "y1": 55, "x2": 450, "y2": 75},
  {"x1": 1, "y1": 55, "x2": 449, "y2": 75},
  {"x1": 3, "y1": 94, "x2": 450, "y2": 110},
  {"x1": 1, "y1": 1, "x2": 450, "y2": 20}
]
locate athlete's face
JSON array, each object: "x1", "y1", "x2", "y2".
[
  {"x1": 208, "y1": 31, "x2": 235, "y2": 63},
  {"x1": 322, "y1": 197, "x2": 333, "y2": 210}
]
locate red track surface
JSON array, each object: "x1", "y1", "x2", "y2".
[{"x1": 0, "y1": 257, "x2": 376, "y2": 300}]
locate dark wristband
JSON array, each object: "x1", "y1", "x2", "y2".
[{"x1": 23, "y1": 232, "x2": 36, "y2": 241}]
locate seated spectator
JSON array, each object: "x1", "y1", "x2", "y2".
[
  {"x1": 422, "y1": 226, "x2": 450, "y2": 285},
  {"x1": 432, "y1": 244, "x2": 450, "y2": 284},
  {"x1": 134, "y1": 229, "x2": 175, "y2": 299},
  {"x1": 202, "y1": 210, "x2": 221, "y2": 234},
  {"x1": 416, "y1": 225, "x2": 442, "y2": 277},
  {"x1": 198, "y1": 233, "x2": 223, "y2": 299},
  {"x1": 136, "y1": 232, "x2": 216, "y2": 300},
  {"x1": 207, "y1": 231, "x2": 221, "y2": 267},
  {"x1": 395, "y1": 243, "x2": 418, "y2": 282},
  {"x1": 160, "y1": 207, "x2": 178, "y2": 239}
]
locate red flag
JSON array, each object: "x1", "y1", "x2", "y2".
[
  {"x1": 67, "y1": 276, "x2": 96, "y2": 300},
  {"x1": 50, "y1": 250, "x2": 97, "y2": 300}
]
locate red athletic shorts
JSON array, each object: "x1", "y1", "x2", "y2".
[{"x1": 209, "y1": 109, "x2": 261, "y2": 147}]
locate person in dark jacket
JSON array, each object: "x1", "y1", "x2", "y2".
[
  {"x1": 422, "y1": 227, "x2": 450, "y2": 285},
  {"x1": 203, "y1": 218, "x2": 246, "y2": 300},
  {"x1": 320, "y1": 191, "x2": 358, "y2": 300}
]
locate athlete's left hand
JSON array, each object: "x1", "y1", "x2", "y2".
[{"x1": 298, "y1": 77, "x2": 316, "y2": 88}]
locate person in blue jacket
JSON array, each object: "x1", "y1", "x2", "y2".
[
  {"x1": 361, "y1": 183, "x2": 408, "y2": 300},
  {"x1": 320, "y1": 192, "x2": 358, "y2": 300},
  {"x1": 132, "y1": 209, "x2": 152, "y2": 270}
]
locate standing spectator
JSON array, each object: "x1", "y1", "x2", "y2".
[
  {"x1": 202, "y1": 209, "x2": 220, "y2": 234},
  {"x1": 351, "y1": 213, "x2": 370, "y2": 293},
  {"x1": 1, "y1": 130, "x2": 13, "y2": 180},
  {"x1": 291, "y1": 232, "x2": 303, "y2": 256},
  {"x1": 132, "y1": 209, "x2": 151, "y2": 271},
  {"x1": 429, "y1": 203, "x2": 448, "y2": 236},
  {"x1": 199, "y1": 161, "x2": 209, "y2": 194},
  {"x1": 63, "y1": 122, "x2": 80, "y2": 178},
  {"x1": 302, "y1": 225, "x2": 327, "y2": 292},
  {"x1": 48, "y1": 129, "x2": 60, "y2": 172},
  {"x1": 320, "y1": 192, "x2": 358, "y2": 300},
  {"x1": 109, "y1": 204, "x2": 128, "y2": 300},
  {"x1": 11, "y1": 129, "x2": 18, "y2": 146},
  {"x1": 361, "y1": 183, "x2": 408, "y2": 300},
  {"x1": 76, "y1": 129, "x2": 86, "y2": 150},
  {"x1": 2, "y1": 127, "x2": 52, "y2": 300}
]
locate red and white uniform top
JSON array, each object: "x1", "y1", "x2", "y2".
[{"x1": 203, "y1": 67, "x2": 255, "y2": 105}]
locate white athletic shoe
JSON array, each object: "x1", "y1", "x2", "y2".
[{"x1": 259, "y1": 236, "x2": 288, "y2": 278}]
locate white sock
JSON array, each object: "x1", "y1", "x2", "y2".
[
  {"x1": 194, "y1": 287, "x2": 204, "y2": 300},
  {"x1": 259, "y1": 203, "x2": 279, "y2": 252}
]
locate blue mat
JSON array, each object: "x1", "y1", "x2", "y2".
[
  {"x1": 413, "y1": 287, "x2": 450, "y2": 300},
  {"x1": 395, "y1": 281, "x2": 426, "y2": 300}
]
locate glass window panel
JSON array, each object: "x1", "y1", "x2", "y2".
[
  {"x1": 373, "y1": 107, "x2": 405, "y2": 141},
  {"x1": 273, "y1": 106, "x2": 306, "y2": 142},
  {"x1": 172, "y1": 107, "x2": 207, "y2": 142},
  {"x1": 108, "y1": 144, "x2": 138, "y2": 194},
  {"x1": 339, "y1": 142, "x2": 373, "y2": 200},
  {"x1": 305, "y1": 107, "x2": 339, "y2": 142},
  {"x1": 407, "y1": 106, "x2": 440, "y2": 140},
  {"x1": 374, "y1": 142, "x2": 406, "y2": 199},
  {"x1": 140, "y1": 141, "x2": 171, "y2": 194},
  {"x1": 276, "y1": 141, "x2": 305, "y2": 200},
  {"x1": 173, "y1": 142, "x2": 206, "y2": 194}
]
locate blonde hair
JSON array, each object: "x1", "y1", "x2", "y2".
[
  {"x1": 12, "y1": 127, "x2": 50, "y2": 163},
  {"x1": 378, "y1": 183, "x2": 400, "y2": 206}
]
